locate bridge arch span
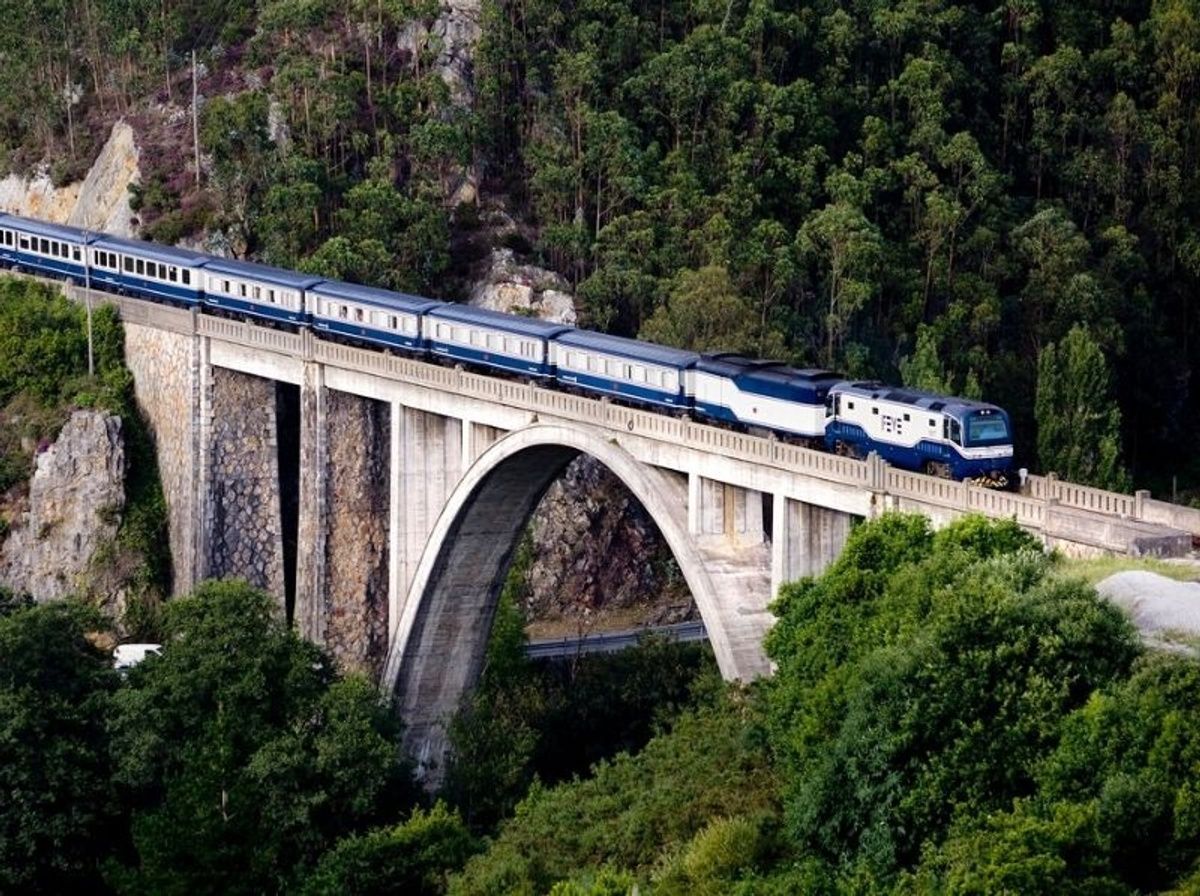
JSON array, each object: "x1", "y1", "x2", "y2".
[{"x1": 381, "y1": 422, "x2": 740, "y2": 780}]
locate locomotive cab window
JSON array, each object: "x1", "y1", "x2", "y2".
[
  {"x1": 944, "y1": 418, "x2": 962, "y2": 445},
  {"x1": 966, "y1": 413, "x2": 1010, "y2": 445}
]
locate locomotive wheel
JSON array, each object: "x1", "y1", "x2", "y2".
[{"x1": 923, "y1": 460, "x2": 952, "y2": 479}]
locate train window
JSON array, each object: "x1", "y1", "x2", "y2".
[
  {"x1": 903, "y1": 413, "x2": 910, "y2": 421},
  {"x1": 239, "y1": 283, "x2": 247, "y2": 297},
  {"x1": 388, "y1": 315, "x2": 398, "y2": 330},
  {"x1": 252, "y1": 286, "x2": 261, "y2": 300},
  {"x1": 18, "y1": 236, "x2": 28, "y2": 250},
  {"x1": 72, "y1": 247, "x2": 80, "y2": 262},
  {"x1": 182, "y1": 270, "x2": 190, "y2": 285},
  {"x1": 631, "y1": 366, "x2": 645, "y2": 383},
  {"x1": 136, "y1": 259, "x2": 145, "y2": 275},
  {"x1": 872, "y1": 406, "x2": 879, "y2": 415},
  {"x1": 338, "y1": 305, "x2": 348, "y2": 319},
  {"x1": 470, "y1": 330, "x2": 483, "y2": 346},
  {"x1": 929, "y1": 419, "x2": 936, "y2": 427},
  {"x1": 169, "y1": 267, "x2": 177, "y2": 282},
  {"x1": 268, "y1": 289, "x2": 276, "y2": 304},
  {"x1": 847, "y1": 400, "x2": 855, "y2": 410},
  {"x1": 39, "y1": 238, "x2": 49, "y2": 254},
  {"x1": 354, "y1": 308, "x2": 364, "y2": 323}
]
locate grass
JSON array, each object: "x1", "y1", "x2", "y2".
[{"x1": 1055, "y1": 554, "x2": 1200, "y2": 586}]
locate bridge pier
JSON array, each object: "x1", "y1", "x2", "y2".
[{"x1": 771, "y1": 496, "x2": 855, "y2": 597}]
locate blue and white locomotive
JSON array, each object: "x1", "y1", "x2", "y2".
[
  {"x1": 0, "y1": 210, "x2": 1016, "y2": 486},
  {"x1": 825, "y1": 382, "x2": 1014, "y2": 484}
]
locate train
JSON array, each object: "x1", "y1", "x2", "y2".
[{"x1": 0, "y1": 211, "x2": 1015, "y2": 487}]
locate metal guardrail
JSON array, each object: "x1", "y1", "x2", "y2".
[
  {"x1": 58, "y1": 289, "x2": 1200, "y2": 537},
  {"x1": 524, "y1": 620, "x2": 708, "y2": 659}
]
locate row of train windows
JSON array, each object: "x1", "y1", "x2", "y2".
[
  {"x1": 2, "y1": 230, "x2": 82, "y2": 263},
  {"x1": 107, "y1": 253, "x2": 191, "y2": 285},
  {"x1": 432, "y1": 323, "x2": 539, "y2": 358},
  {"x1": 209, "y1": 278, "x2": 284, "y2": 305},
  {"x1": 323, "y1": 302, "x2": 416, "y2": 335},
  {"x1": 563, "y1": 351, "x2": 671, "y2": 388}
]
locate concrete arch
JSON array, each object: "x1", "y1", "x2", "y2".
[{"x1": 381, "y1": 422, "x2": 741, "y2": 781}]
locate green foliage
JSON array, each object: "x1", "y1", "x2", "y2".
[
  {"x1": 0, "y1": 278, "x2": 91, "y2": 405},
  {"x1": 0, "y1": 601, "x2": 121, "y2": 893},
  {"x1": 448, "y1": 691, "x2": 778, "y2": 895},
  {"x1": 106, "y1": 580, "x2": 417, "y2": 894},
  {"x1": 766, "y1": 514, "x2": 1139, "y2": 884},
  {"x1": 639, "y1": 265, "x2": 784, "y2": 357},
  {"x1": 652, "y1": 814, "x2": 774, "y2": 896},
  {"x1": 443, "y1": 635, "x2": 718, "y2": 831},
  {"x1": 301, "y1": 802, "x2": 481, "y2": 896},
  {"x1": 1036, "y1": 325, "x2": 1130, "y2": 491}
]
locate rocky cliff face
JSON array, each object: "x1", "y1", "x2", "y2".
[
  {"x1": 470, "y1": 249, "x2": 577, "y2": 325},
  {"x1": 0, "y1": 121, "x2": 140, "y2": 234},
  {"x1": 525, "y1": 458, "x2": 694, "y2": 635},
  {"x1": 0, "y1": 411, "x2": 125, "y2": 602}
]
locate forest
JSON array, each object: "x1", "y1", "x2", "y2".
[
  {"x1": 0, "y1": 0, "x2": 1197, "y2": 493},
  {"x1": 7, "y1": 514, "x2": 1200, "y2": 894}
]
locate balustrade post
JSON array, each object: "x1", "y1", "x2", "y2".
[{"x1": 1135, "y1": 489, "x2": 1150, "y2": 520}]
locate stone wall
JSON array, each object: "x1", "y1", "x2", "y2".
[
  {"x1": 205, "y1": 367, "x2": 286, "y2": 604},
  {"x1": 0, "y1": 411, "x2": 125, "y2": 601},
  {"x1": 322, "y1": 390, "x2": 390, "y2": 678},
  {"x1": 122, "y1": 322, "x2": 197, "y2": 593}
]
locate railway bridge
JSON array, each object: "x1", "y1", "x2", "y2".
[{"x1": 57, "y1": 289, "x2": 1200, "y2": 781}]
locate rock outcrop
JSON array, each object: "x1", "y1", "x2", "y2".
[
  {"x1": 1096, "y1": 570, "x2": 1200, "y2": 654},
  {"x1": 470, "y1": 248, "x2": 577, "y2": 325},
  {"x1": 398, "y1": 0, "x2": 482, "y2": 107},
  {"x1": 0, "y1": 121, "x2": 139, "y2": 235},
  {"x1": 525, "y1": 458, "x2": 694, "y2": 633},
  {"x1": 0, "y1": 411, "x2": 126, "y2": 601}
]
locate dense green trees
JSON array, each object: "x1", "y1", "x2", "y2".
[
  {"x1": 764, "y1": 514, "x2": 1141, "y2": 886},
  {"x1": 107, "y1": 580, "x2": 417, "y2": 894},
  {"x1": 1036, "y1": 324, "x2": 1129, "y2": 490},
  {"x1": 8, "y1": 516, "x2": 1200, "y2": 892},
  {"x1": 0, "y1": 601, "x2": 121, "y2": 893},
  {"x1": 469, "y1": 0, "x2": 1200, "y2": 486}
]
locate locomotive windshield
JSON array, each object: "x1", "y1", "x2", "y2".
[{"x1": 965, "y1": 412, "x2": 1010, "y2": 445}]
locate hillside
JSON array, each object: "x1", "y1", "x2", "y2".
[{"x1": 5, "y1": 2, "x2": 1200, "y2": 498}]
